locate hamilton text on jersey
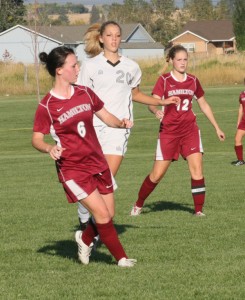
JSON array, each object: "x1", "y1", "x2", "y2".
[{"x1": 58, "y1": 104, "x2": 92, "y2": 124}]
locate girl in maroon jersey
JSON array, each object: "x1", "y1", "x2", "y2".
[
  {"x1": 130, "y1": 44, "x2": 225, "y2": 217},
  {"x1": 231, "y1": 87, "x2": 245, "y2": 166},
  {"x1": 32, "y1": 46, "x2": 137, "y2": 267}
]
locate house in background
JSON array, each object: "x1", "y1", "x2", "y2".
[
  {"x1": 170, "y1": 20, "x2": 236, "y2": 55},
  {"x1": 0, "y1": 25, "x2": 62, "y2": 63},
  {"x1": 0, "y1": 23, "x2": 164, "y2": 64}
]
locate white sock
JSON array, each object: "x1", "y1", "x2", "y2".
[{"x1": 78, "y1": 202, "x2": 90, "y2": 223}]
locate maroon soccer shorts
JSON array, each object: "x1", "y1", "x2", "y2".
[
  {"x1": 155, "y1": 128, "x2": 203, "y2": 161},
  {"x1": 62, "y1": 168, "x2": 116, "y2": 203}
]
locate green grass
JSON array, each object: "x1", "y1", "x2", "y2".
[{"x1": 0, "y1": 87, "x2": 245, "y2": 299}]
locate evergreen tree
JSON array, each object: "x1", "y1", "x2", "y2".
[
  {"x1": 0, "y1": 0, "x2": 26, "y2": 32},
  {"x1": 232, "y1": 0, "x2": 245, "y2": 50},
  {"x1": 90, "y1": 5, "x2": 100, "y2": 24}
]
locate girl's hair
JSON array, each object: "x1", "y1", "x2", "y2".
[
  {"x1": 160, "y1": 44, "x2": 188, "y2": 74},
  {"x1": 84, "y1": 21, "x2": 122, "y2": 58},
  {"x1": 39, "y1": 46, "x2": 75, "y2": 77}
]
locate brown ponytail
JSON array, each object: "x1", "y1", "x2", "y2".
[{"x1": 159, "y1": 44, "x2": 187, "y2": 74}]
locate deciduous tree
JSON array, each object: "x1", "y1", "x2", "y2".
[{"x1": 184, "y1": 0, "x2": 214, "y2": 20}]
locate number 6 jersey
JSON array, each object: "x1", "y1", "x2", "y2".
[
  {"x1": 33, "y1": 85, "x2": 108, "y2": 182},
  {"x1": 152, "y1": 71, "x2": 205, "y2": 137}
]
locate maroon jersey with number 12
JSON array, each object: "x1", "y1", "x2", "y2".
[{"x1": 152, "y1": 71, "x2": 205, "y2": 137}]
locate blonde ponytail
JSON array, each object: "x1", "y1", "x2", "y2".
[{"x1": 84, "y1": 23, "x2": 103, "y2": 58}]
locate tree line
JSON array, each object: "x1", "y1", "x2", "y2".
[{"x1": 1, "y1": 0, "x2": 245, "y2": 50}]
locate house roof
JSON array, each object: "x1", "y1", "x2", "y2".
[
  {"x1": 171, "y1": 20, "x2": 234, "y2": 42},
  {"x1": 0, "y1": 24, "x2": 62, "y2": 44},
  {"x1": 120, "y1": 42, "x2": 163, "y2": 49},
  {"x1": 26, "y1": 23, "x2": 155, "y2": 44}
]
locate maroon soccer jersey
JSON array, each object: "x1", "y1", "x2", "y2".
[
  {"x1": 239, "y1": 91, "x2": 245, "y2": 115},
  {"x1": 33, "y1": 85, "x2": 108, "y2": 182},
  {"x1": 238, "y1": 91, "x2": 245, "y2": 130},
  {"x1": 152, "y1": 72, "x2": 205, "y2": 137}
]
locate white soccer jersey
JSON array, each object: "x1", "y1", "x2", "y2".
[{"x1": 77, "y1": 52, "x2": 142, "y2": 126}]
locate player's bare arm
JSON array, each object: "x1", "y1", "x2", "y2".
[
  {"x1": 197, "y1": 96, "x2": 225, "y2": 141},
  {"x1": 132, "y1": 87, "x2": 179, "y2": 107},
  {"x1": 148, "y1": 94, "x2": 180, "y2": 120},
  {"x1": 32, "y1": 132, "x2": 66, "y2": 160},
  {"x1": 95, "y1": 107, "x2": 133, "y2": 129}
]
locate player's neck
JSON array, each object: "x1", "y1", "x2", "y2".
[
  {"x1": 103, "y1": 51, "x2": 120, "y2": 64},
  {"x1": 52, "y1": 82, "x2": 73, "y2": 99},
  {"x1": 171, "y1": 70, "x2": 186, "y2": 82}
]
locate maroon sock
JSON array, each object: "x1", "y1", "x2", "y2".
[
  {"x1": 191, "y1": 178, "x2": 205, "y2": 213},
  {"x1": 82, "y1": 218, "x2": 98, "y2": 246},
  {"x1": 235, "y1": 145, "x2": 243, "y2": 161},
  {"x1": 96, "y1": 219, "x2": 127, "y2": 262},
  {"x1": 135, "y1": 175, "x2": 158, "y2": 207}
]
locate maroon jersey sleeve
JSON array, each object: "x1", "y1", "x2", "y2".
[
  {"x1": 152, "y1": 76, "x2": 165, "y2": 98},
  {"x1": 194, "y1": 77, "x2": 205, "y2": 100},
  {"x1": 33, "y1": 103, "x2": 51, "y2": 134},
  {"x1": 239, "y1": 91, "x2": 245, "y2": 104}
]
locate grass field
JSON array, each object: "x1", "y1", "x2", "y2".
[{"x1": 0, "y1": 87, "x2": 245, "y2": 299}]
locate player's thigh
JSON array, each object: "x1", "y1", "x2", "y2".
[
  {"x1": 81, "y1": 189, "x2": 111, "y2": 224},
  {"x1": 186, "y1": 152, "x2": 203, "y2": 179},
  {"x1": 104, "y1": 154, "x2": 124, "y2": 177}
]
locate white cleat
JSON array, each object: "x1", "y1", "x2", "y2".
[
  {"x1": 130, "y1": 205, "x2": 142, "y2": 216},
  {"x1": 75, "y1": 230, "x2": 93, "y2": 265},
  {"x1": 194, "y1": 211, "x2": 206, "y2": 217},
  {"x1": 118, "y1": 257, "x2": 137, "y2": 267}
]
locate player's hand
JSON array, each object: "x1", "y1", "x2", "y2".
[
  {"x1": 49, "y1": 145, "x2": 66, "y2": 160},
  {"x1": 120, "y1": 118, "x2": 134, "y2": 129},
  {"x1": 216, "y1": 129, "x2": 225, "y2": 141},
  {"x1": 164, "y1": 96, "x2": 181, "y2": 106},
  {"x1": 155, "y1": 110, "x2": 164, "y2": 120}
]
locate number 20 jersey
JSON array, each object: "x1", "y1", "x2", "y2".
[
  {"x1": 33, "y1": 85, "x2": 108, "y2": 182},
  {"x1": 77, "y1": 52, "x2": 142, "y2": 126},
  {"x1": 152, "y1": 71, "x2": 205, "y2": 137}
]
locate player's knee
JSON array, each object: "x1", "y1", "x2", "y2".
[{"x1": 150, "y1": 173, "x2": 163, "y2": 183}]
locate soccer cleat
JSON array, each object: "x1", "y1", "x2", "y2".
[
  {"x1": 194, "y1": 211, "x2": 206, "y2": 217},
  {"x1": 130, "y1": 205, "x2": 142, "y2": 216},
  {"x1": 118, "y1": 257, "x2": 137, "y2": 267},
  {"x1": 231, "y1": 160, "x2": 245, "y2": 166},
  {"x1": 75, "y1": 230, "x2": 93, "y2": 265}
]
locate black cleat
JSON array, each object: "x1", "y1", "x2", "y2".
[{"x1": 231, "y1": 160, "x2": 245, "y2": 166}]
